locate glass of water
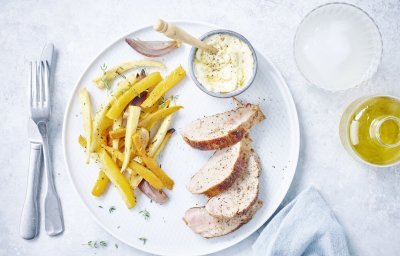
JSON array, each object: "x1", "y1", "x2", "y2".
[{"x1": 294, "y1": 3, "x2": 382, "y2": 92}]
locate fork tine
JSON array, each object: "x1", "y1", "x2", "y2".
[
  {"x1": 32, "y1": 61, "x2": 38, "y2": 107},
  {"x1": 43, "y1": 60, "x2": 50, "y2": 104},
  {"x1": 29, "y1": 62, "x2": 33, "y2": 108},
  {"x1": 38, "y1": 61, "x2": 44, "y2": 104}
]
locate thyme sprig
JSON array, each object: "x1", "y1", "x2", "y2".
[{"x1": 83, "y1": 240, "x2": 107, "y2": 248}]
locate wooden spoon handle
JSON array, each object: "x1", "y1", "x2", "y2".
[{"x1": 154, "y1": 19, "x2": 218, "y2": 54}]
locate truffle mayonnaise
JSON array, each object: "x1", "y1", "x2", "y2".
[{"x1": 193, "y1": 33, "x2": 254, "y2": 93}]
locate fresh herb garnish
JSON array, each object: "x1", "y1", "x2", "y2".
[
  {"x1": 138, "y1": 237, "x2": 147, "y2": 245},
  {"x1": 98, "y1": 205, "x2": 103, "y2": 208},
  {"x1": 100, "y1": 63, "x2": 111, "y2": 91},
  {"x1": 109, "y1": 206, "x2": 116, "y2": 213},
  {"x1": 83, "y1": 240, "x2": 107, "y2": 248},
  {"x1": 170, "y1": 94, "x2": 179, "y2": 101},
  {"x1": 115, "y1": 69, "x2": 127, "y2": 80},
  {"x1": 115, "y1": 243, "x2": 119, "y2": 249},
  {"x1": 139, "y1": 209, "x2": 150, "y2": 220}
]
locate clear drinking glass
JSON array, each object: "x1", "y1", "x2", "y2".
[{"x1": 294, "y1": 3, "x2": 383, "y2": 91}]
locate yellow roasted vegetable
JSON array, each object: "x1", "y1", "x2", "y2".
[
  {"x1": 91, "y1": 74, "x2": 138, "y2": 151},
  {"x1": 137, "y1": 128, "x2": 150, "y2": 147},
  {"x1": 78, "y1": 87, "x2": 93, "y2": 164},
  {"x1": 101, "y1": 144, "x2": 124, "y2": 162},
  {"x1": 139, "y1": 106, "x2": 182, "y2": 130},
  {"x1": 128, "y1": 161, "x2": 163, "y2": 190},
  {"x1": 99, "y1": 149, "x2": 136, "y2": 208},
  {"x1": 121, "y1": 106, "x2": 141, "y2": 172},
  {"x1": 133, "y1": 133, "x2": 174, "y2": 190},
  {"x1": 101, "y1": 145, "x2": 163, "y2": 190},
  {"x1": 141, "y1": 66, "x2": 186, "y2": 108},
  {"x1": 153, "y1": 129, "x2": 175, "y2": 159},
  {"x1": 91, "y1": 171, "x2": 110, "y2": 197},
  {"x1": 111, "y1": 117, "x2": 123, "y2": 153},
  {"x1": 106, "y1": 72, "x2": 162, "y2": 120},
  {"x1": 147, "y1": 100, "x2": 176, "y2": 157},
  {"x1": 128, "y1": 171, "x2": 143, "y2": 188},
  {"x1": 78, "y1": 135, "x2": 87, "y2": 148},
  {"x1": 109, "y1": 128, "x2": 126, "y2": 139},
  {"x1": 93, "y1": 60, "x2": 165, "y2": 89}
]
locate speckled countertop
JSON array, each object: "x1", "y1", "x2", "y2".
[{"x1": 1, "y1": 0, "x2": 399, "y2": 255}]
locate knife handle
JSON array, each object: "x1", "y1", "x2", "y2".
[
  {"x1": 40, "y1": 123, "x2": 64, "y2": 236},
  {"x1": 20, "y1": 142, "x2": 42, "y2": 240}
]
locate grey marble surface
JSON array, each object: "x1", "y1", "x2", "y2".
[{"x1": 1, "y1": 0, "x2": 399, "y2": 255}]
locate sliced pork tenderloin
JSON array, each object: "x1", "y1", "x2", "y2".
[
  {"x1": 183, "y1": 200, "x2": 263, "y2": 238},
  {"x1": 187, "y1": 136, "x2": 252, "y2": 197},
  {"x1": 205, "y1": 150, "x2": 261, "y2": 218},
  {"x1": 181, "y1": 103, "x2": 265, "y2": 150}
]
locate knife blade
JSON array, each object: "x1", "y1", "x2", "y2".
[
  {"x1": 40, "y1": 43, "x2": 54, "y2": 69},
  {"x1": 28, "y1": 119, "x2": 42, "y2": 143}
]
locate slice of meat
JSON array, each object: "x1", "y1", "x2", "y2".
[
  {"x1": 183, "y1": 200, "x2": 263, "y2": 238},
  {"x1": 205, "y1": 150, "x2": 261, "y2": 218},
  {"x1": 138, "y1": 180, "x2": 168, "y2": 204},
  {"x1": 187, "y1": 136, "x2": 252, "y2": 197},
  {"x1": 180, "y1": 103, "x2": 265, "y2": 150}
]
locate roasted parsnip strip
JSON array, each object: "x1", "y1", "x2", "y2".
[
  {"x1": 99, "y1": 149, "x2": 136, "y2": 208},
  {"x1": 128, "y1": 170, "x2": 143, "y2": 189},
  {"x1": 128, "y1": 161, "x2": 163, "y2": 190},
  {"x1": 147, "y1": 100, "x2": 176, "y2": 157},
  {"x1": 141, "y1": 66, "x2": 186, "y2": 108},
  {"x1": 137, "y1": 128, "x2": 150, "y2": 150},
  {"x1": 133, "y1": 133, "x2": 174, "y2": 190},
  {"x1": 91, "y1": 74, "x2": 138, "y2": 151},
  {"x1": 153, "y1": 129, "x2": 175, "y2": 159},
  {"x1": 106, "y1": 72, "x2": 162, "y2": 120},
  {"x1": 112, "y1": 117, "x2": 122, "y2": 152},
  {"x1": 91, "y1": 171, "x2": 110, "y2": 197},
  {"x1": 121, "y1": 106, "x2": 141, "y2": 172},
  {"x1": 77, "y1": 136, "x2": 109, "y2": 197},
  {"x1": 109, "y1": 128, "x2": 126, "y2": 139},
  {"x1": 78, "y1": 87, "x2": 93, "y2": 164},
  {"x1": 101, "y1": 145, "x2": 164, "y2": 190},
  {"x1": 139, "y1": 106, "x2": 182, "y2": 130},
  {"x1": 93, "y1": 60, "x2": 165, "y2": 89}
]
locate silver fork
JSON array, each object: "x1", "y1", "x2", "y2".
[{"x1": 30, "y1": 60, "x2": 64, "y2": 236}]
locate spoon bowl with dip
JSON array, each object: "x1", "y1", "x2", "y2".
[{"x1": 154, "y1": 20, "x2": 257, "y2": 98}]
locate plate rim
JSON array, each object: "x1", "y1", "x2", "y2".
[{"x1": 62, "y1": 19, "x2": 300, "y2": 256}]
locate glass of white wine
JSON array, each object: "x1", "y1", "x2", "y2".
[{"x1": 339, "y1": 95, "x2": 400, "y2": 167}]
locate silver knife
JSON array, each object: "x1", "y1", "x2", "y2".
[{"x1": 40, "y1": 44, "x2": 64, "y2": 236}]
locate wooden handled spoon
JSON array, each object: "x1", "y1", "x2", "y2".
[{"x1": 154, "y1": 19, "x2": 218, "y2": 54}]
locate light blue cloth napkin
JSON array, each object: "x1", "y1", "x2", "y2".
[{"x1": 252, "y1": 187, "x2": 350, "y2": 256}]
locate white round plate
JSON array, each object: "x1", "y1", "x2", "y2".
[{"x1": 63, "y1": 21, "x2": 300, "y2": 256}]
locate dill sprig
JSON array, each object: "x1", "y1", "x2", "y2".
[
  {"x1": 138, "y1": 237, "x2": 147, "y2": 245},
  {"x1": 109, "y1": 206, "x2": 116, "y2": 213},
  {"x1": 139, "y1": 209, "x2": 150, "y2": 220}
]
